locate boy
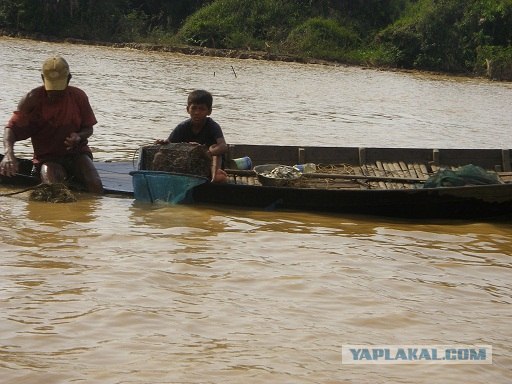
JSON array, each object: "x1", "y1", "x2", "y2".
[{"x1": 156, "y1": 90, "x2": 228, "y2": 181}]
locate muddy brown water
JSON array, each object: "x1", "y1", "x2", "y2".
[{"x1": 1, "y1": 37, "x2": 511, "y2": 383}]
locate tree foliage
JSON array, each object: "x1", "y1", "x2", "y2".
[
  {"x1": 377, "y1": 0, "x2": 512, "y2": 72},
  {"x1": 177, "y1": 0, "x2": 307, "y2": 49},
  {"x1": 0, "y1": 0, "x2": 205, "y2": 41},
  {"x1": 0, "y1": 0, "x2": 511, "y2": 76},
  {"x1": 285, "y1": 17, "x2": 360, "y2": 60}
]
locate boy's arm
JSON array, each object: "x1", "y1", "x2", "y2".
[
  {"x1": 208, "y1": 137, "x2": 227, "y2": 156},
  {"x1": 154, "y1": 129, "x2": 174, "y2": 145}
]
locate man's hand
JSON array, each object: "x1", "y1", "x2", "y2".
[
  {"x1": 0, "y1": 153, "x2": 19, "y2": 177},
  {"x1": 65, "y1": 132, "x2": 81, "y2": 150}
]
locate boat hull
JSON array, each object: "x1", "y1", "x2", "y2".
[
  {"x1": 3, "y1": 145, "x2": 512, "y2": 219},
  {"x1": 192, "y1": 182, "x2": 512, "y2": 219}
]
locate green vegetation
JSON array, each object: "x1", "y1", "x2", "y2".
[
  {"x1": 376, "y1": 0, "x2": 512, "y2": 77},
  {"x1": 284, "y1": 17, "x2": 361, "y2": 62},
  {"x1": 1, "y1": 0, "x2": 511, "y2": 79},
  {"x1": 176, "y1": 0, "x2": 305, "y2": 50}
]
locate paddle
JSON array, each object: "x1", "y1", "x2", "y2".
[{"x1": 225, "y1": 168, "x2": 426, "y2": 183}]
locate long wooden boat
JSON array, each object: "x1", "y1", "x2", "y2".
[{"x1": 2, "y1": 145, "x2": 512, "y2": 219}]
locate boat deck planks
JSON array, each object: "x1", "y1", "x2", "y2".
[
  {"x1": 95, "y1": 161, "x2": 135, "y2": 195},
  {"x1": 224, "y1": 161, "x2": 437, "y2": 191},
  {"x1": 96, "y1": 159, "x2": 511, "y2": 197}
]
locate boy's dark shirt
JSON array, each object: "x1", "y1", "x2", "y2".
[{"x1": 168, "y1": 117, "x2": 224, "y2": 147}]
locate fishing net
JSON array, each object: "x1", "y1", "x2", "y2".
[
  {"x1": 131, "y1": 171, "x2": 207, "y2": 204},
  {"x1": 423, "y1": 164, "x2": 501, "y2": 188},
  {"x1": 138, "y1": 143, "x2": 212, "y2": 178},
  {"x1": 132, "y1": 143, "x2": 211, "y2": 204},
  {"x1": 29, "y1": 183, "x2": 77, "y2": 203}
]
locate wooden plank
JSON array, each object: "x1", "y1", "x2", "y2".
[
  {"x1": 375, "y1": 162, "x2": 393, "y2": 189},
  {"x1": 399, "y1": 161, "x2": 412, "y2": 178},
  {"x1": 499, "y1": 171, "x2": 512, "y2": 183},
  {"x1": 502, "y1": 149, "x2": 511, "y2": 172},
  {"x1": 408, "y1": 163, "x2": 424, "y2": 190},
  {"x1": 227, "y1": 144, "x2": 300, "y2": 166},
  {"x1": 391, "y1": 162, "x2": 407, "y2": 189},
  {"x1": 386, "y1": 162, "x2": 399, "y2": 188},
  {"x1": 360, "y1": 164, "x2": 378, "y2": 189},
  {"x1": 352, "y1": 165, "x2": 368, "y2": 189},
  {"x1": 391, "y1": 162, "x2": 403, "y2": 177},
  {"x1": 303, "y1": 146, "x2": 360, "y2": 165},
  {"x1": 438, "y1": 148, "x2": 503, "y2": 169},
  {"x1": 353, "y1": 164, "x2": 364, "y2": 176},
  {"x1": 433, "y1": 149, "x2": 440, "y2": 166},
  {"x1": 383, "y1": 162, "x2": 399, "y2": 189},
  {"x1": 407, "y1": 163, "x2": 420, "y2": 179},
  {"x1": 372, "y1": 164, "x2": 387, "y2": 190},
  {"x1": 399, "y1": 162, "x2": 415, "y2": 189},
  {"x1": 358, "y1": 147, "x2": 366, "y2": 166},
  {"x1": 353, "y1": 165, "x2": 369, "y2": 189},
  {"x1": 298, "y1": 147, "x2": 306, "y2": 165},
  {"x1": 96, "y1": 158, "x2": 431, "y2": 195},
  {"x1": 364, "y1": 148, "x2": 433, "y2": 164},
  {"x1": 419, "y1": 163, "x2": 430, "y2": 178},
  {"x1": 96, "y1": 161, "x2": 134, "y2": 194},
  {"x1": 226, "y1": 169, "x2": 425, "y2": 184},
  {"x1": 305, "y1": 178, "x2": 363, "y2": 190},
  {"x1": 225, "y1": 145, "x2": 509, "y2": 170},
  {"x1": 408, "y1": 164, "x2": 425, "y2": 189}
]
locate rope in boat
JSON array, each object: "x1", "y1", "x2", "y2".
[
  {"x1": 316, "y1": 163, "x2": 356, "y2": 175},
  {"x1": 0, "y1": 183, "x2": 44, "y2": 197},
  {"x1": 310, "y1": 163, "x2": 371, "y2": 188},
  {"x1": 0, "y1": 183, "x2": 77, "y2": 202}
]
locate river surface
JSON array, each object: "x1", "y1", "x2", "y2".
[{"x1": 1, "y1": 37, "x2": 511, "y2": 384}]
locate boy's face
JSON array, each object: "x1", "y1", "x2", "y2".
[{"x1": 187, "y1": 103, "x2": 211, "y2": 124}]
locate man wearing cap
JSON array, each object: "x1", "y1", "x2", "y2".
[{"x1": 0, "y1": 56, "x2": 103, "y2": 193}]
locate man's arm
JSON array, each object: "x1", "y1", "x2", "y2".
[
  {"x1": 0, "y1": 127, "x2": 19, "y2": 176},
  {"x1": 64, "y1": 126, "x2": 94, "y2": 150}
]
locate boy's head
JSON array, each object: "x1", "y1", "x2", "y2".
[{"x1": 187, "y1": 90, "x2": 213, "y2": 110}]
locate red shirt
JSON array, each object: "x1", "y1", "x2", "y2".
[{"x1": 7, "y1": 86, "x2": 97, "y2": 163}]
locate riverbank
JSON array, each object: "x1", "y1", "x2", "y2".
[
  {"x1": 1, "y1": 29, "x2": 333, "y2": 64},
  {"x1": 0, "y1": 30, "x2": 493, "y2": 81}
]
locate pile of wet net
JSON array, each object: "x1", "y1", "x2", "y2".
[
  {"x1": 138, "y1": 143, "x2": 211, "y2": 178},
  {"x1": 29, "y1": 183, "x2": 76, "y2": 203},
  {"x1": 423, "y1": 164, "x2": 501, "y2": 188}
]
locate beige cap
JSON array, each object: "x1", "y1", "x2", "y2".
[{"x1": 42, "y1": 56, "x2": 70, "y2": 90}]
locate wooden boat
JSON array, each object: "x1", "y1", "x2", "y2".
[{"x1": 2, "y1": 145, "x2": 512, "y2": 219}]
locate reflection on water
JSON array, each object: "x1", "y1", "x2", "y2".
[
  {"x1": 25, "y1": 198, "x2": 100, "y2": 225},
  {"x1": 1, "y1": 37, "x2": 511, "y2": 383}
]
